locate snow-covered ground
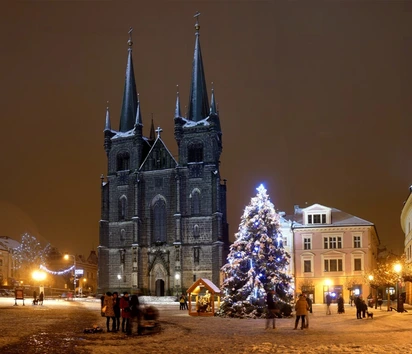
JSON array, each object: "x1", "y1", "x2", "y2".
[{"x1": 1, "y1": 297, "x2": 412, "y2": 353}]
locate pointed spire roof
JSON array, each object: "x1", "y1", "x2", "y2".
[
  {"x1": 104, "y1": 102, "x2": 111, "y2": 131},
  {"x1": 135, "y1": 93, "x2": 143, "y2": 126},
  {"x1": 175, "y1": 86, "x2": 181, "y2": 118},
  {"x1": 149, "y1": 116, "x2": 155, "y2": 141},
  {"x1": 119, "y1": 28, "x2": 138, "y2": 132},
  {"x1": 210, "y1": 82, "x2": 216, "y2": 115},
  {"x1": 187, "y1": 12, "x2": 209, "y2": 122}
]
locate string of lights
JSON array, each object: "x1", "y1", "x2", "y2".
[{"x1": 39, "y1": 264, "x2": 74, "y2": 275}]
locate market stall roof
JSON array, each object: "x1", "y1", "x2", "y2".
[{"x1": 187, "y1": 278, "x2": 221, "y2": 294}]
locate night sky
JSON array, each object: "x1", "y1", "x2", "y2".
[{"x1": 1, "y1": 1, "x2": 411, "y2": 256}]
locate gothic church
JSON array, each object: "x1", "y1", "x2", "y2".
[{"x1": 98, "y1": 17, "x2": 229, "y2": 296}]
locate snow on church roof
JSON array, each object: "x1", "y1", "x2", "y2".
[{"x1": 181, "y1": 116, "x2": 210, "y2": 127}]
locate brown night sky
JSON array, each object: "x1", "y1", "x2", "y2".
[{"x1": 1, "y1": 1, "x2": 411, "y2": 256}]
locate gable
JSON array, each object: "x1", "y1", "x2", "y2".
[{"x1": 140, "y1": 138, "x2": 177, "y2": 171}]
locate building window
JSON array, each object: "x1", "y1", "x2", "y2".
[
  {"x1": 354, "y1": 258, "x2": 362, "y2": 271},
  {"x1": 324, "y1": 259, "x2": 343, "y2": 272},
  {"x1": 0, "y1": 259, "x2": 2, "y2": 266},
  {"x1": 304, "y1": 260, "x2": 311, "y2": 273},
  {"x1": 117, "y1": 152, "x2": 130, "y2": 171},
  {"x1": 191, "y1": 190, "x2": 201, "y2": 215},
  {"x1": 353, "y1": 236, "x2": 361, "y2": 248},
  {"x1": 282, "y1": 236, "x2": 288, "y2": 247},
  {"x1": 303, "y1": 238, "x2": 311, "y2": 250},
  {"x1": 324, "y1": 236, "x2": 342, "y2": 249},
  {"x1": 118, "y1": 196, "x2": 127, "y2": 221},
  {"x1": 152, "y1": 199, "x2": 167, "y2": 243},
  {"x1": 194, "y1": 247, "x2": 200, "y2": 263},
  {"x1": 193, "y1": 224, "x2": 200, "y2": 237},
  {"x1": 308, "y1": 213, "x2": 326, "y2": 224},
  {"x1": 188, "y1": 143, "x2": 203, "y2": 162}
]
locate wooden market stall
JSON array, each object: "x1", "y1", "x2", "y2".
[{"x1": 186, "y1": 278, "x2": 221, "y2": 316}]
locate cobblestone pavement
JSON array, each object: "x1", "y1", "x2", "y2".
[{"x1": 1, "y1": 299, "x2": 412, "y2": 353}]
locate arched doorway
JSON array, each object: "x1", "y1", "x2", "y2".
[{"x1": 155, "y1": 279, "x2": 165, "y2": 296}]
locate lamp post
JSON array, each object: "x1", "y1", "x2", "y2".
[
  {"x1": 117, "y1": 274, "x2": 121, "y2": 292},
  {"x1": 64, "y1": 254, "x2": 76, "y2": 293},
  {"x1": 32, "y1": 270, "x2": 46, "y2": 300},
  {"x1": 394, "y1": 263, "x2": 402, "y2": 312}
]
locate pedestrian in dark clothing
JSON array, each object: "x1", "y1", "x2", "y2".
[
  {"x1": 362, "y1": 299, "x2": 367, "y2": 318},
  {"x1": 337, "y1": 294, "x2": 345, "y2": 314},
  {"x1": 128, "y1": 294, "x2": 141, "y2": 335},
  {"x1": 120, "y1": 292, "x2": 131, "y2": 333},
  {"x1": 113, "y1": 292, "x2": 121, "y2": 332},
  {"x1": 33, "y1": 290, "x2": 38, "y2": 305},
  {"x1": 355, "y1": 295, "x2": 363, "y2": 319},
  {"x1": 326, "y1": 293, "x2": 332, "y2": 315},
  {"x1": 39, "y1": 292, "x2": 44, "y2": 306},
  {"x1": 265, "y1": 289, "x2": 278, "y2": 329}
]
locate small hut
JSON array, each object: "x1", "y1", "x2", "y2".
[{"x1": 186, "y1": 278, "x2": 221, "y2": 316}]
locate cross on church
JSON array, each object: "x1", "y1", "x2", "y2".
[
  {"x1": 128, "y1": 27, "x2": 133, "y2": 46},
  {"x1": 156, "y1": 126, "x2": 162, "y2": 138}
]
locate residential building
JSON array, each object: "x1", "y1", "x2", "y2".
[
  {"x1": 400, "y1": 185, "x2": 412, "y2": 304},
  {"x1": 292, "y1": 204, "x2": 379, "y2": 303},
  {"x1": 0, "y1": 236, "x2": 20, "y2": 286},
  {"x1": 98, "y1": 17, "x2": 229, "y2": 295}
]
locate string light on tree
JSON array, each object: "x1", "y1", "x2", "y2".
[{"x1": 218, "y1": 184, "x2": 292, "y2": 318}]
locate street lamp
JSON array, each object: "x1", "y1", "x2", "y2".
[
  {"x1": 32, "y1": 270, "x2": 46, "y2": 299},
  {"x1": 394, "y1": 263, "x2": 403, "y2": 312},
  {"x1": 64, "y1": 254, "x2": 76, "y2": 293},
  {"x1": 117, "y1": 274, "x2": 121, "y2": 292}
]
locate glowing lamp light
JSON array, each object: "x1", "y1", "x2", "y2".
[
  {"x1": 394, "y1": 263, "x2": 402, "y2": 273},
  {"x1": 32, "y1": 270, "x2": 46, "y2": 282}
]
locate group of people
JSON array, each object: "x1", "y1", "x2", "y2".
[
  {"x1": 32, "y1": 290, "x2": 44, "y2": 305},
  {"x1": 101, "y1": 291, "x2": 141, "y2": 334},
  {"x1": 179, "y1": 293, "x2": 188, "y2": 310}
]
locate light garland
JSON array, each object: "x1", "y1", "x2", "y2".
[{"x1": 39, "y1": 264, "x2": 74, "y2": 275}]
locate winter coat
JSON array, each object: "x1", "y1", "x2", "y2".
[
  {"x1": 295, "y1": 296, "x2": 309, "y2": 316},
  {"x1": 113, "y1": 296, "x2": 121, "y2": 317},
  {"x1": 120, "y1": 296, "x2": 131, "y2": 319},
  {"x1": 103, "y1": 294, "x2": 115, "y2": 317}
]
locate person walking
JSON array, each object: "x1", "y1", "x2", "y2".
[
  {"x1": 179, "y1": 293, "x2": 186, "y2": 310},
  {"x1": 128, "y1": 294, "x2": 141, "y2": 335},
  {"x1": 294, "y1": 294, "x2": 309, "y2": 330},
  {"x1": 304, "y1": 293, "x2": 312, "y2": 328},
  {"x1": 355, "y1": 295, "x2": 363, "y2": 319},
  {"x1": 120, "y1": 292, "x2": 131, "y2": 333},
  {"x1": 337, "y1": 294, "x2": 345, "y2": 314},
  {"x1": 113, "y1": 292, "x2": 121, "y2": 332},
  {"x1": 103, "y1": 291, "x2": 116, "y2": 332},
  {"x1": 325, "y1": 293, "x2": 332, "y2": 315},
  {"x1": 265, "y1": 289, "x2": 278, "y2": 329},
  {"x1": 38, "y1": 291, "x2": 44, "y2": 306}
]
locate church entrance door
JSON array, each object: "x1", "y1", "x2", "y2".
[{"x1": 155, "y1": 279, "x2": 165, "y2": 296}]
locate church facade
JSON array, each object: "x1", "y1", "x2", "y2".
[{"x1": 98, "y1": 18, "x2": 229, "y2": 296}]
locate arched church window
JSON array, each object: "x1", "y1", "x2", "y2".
[
  {"x1": 191, "y1": 190, "x2": 201, "y2": 215},
  {"x1": 188, "y1": 143, "x2": 203, "y2": 162},
  {"x1": 117, "y1": 152, "x2": 130, "y2": 171},
  {"x1": 152, "y1": 199, "x2": 167, "y2": 243},
  {"x1": 118, "y1": 196, "x2": 127, "y2": 221},
  {"x1": 193, "y1": 224, "x2": 200, "y2": 237}
]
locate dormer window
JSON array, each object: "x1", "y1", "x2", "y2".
[{"x1": 308, "y1": 213, "x2": 326, "y2": 224}]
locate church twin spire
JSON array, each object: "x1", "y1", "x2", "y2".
[
  {"x1": 119, "y1": 28, "x2": 138, "y2": 132},
  {"x1": 115, "y1": 14, "x2": 217, "y2": 133}
]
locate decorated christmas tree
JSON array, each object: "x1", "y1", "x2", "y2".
[{"x1": 219, "y1": 185, "x2": 292, "y2": 318}]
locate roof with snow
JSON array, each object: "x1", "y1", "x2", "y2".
[
  {"x1": 292, "y1": 203, "x2": 374, "y2": 228},
  {"x1": 0, "y1": 236, "x2": 20, "y2": 251},
  {"x1": 187, "y1": 278, "x2": 221, "y2": 294}
]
